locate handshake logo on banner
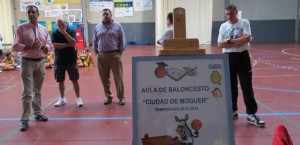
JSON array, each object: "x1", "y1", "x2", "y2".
[{"x1": 154, "y1": 62, "x2": 197, "y2": 81}]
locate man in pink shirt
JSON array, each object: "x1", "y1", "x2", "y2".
[{"x1": 12, "y1": 5, "x2": 53, "y2": 131}]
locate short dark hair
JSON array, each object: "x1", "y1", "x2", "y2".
[
  {"x1": 26, "y1": 5, "x2": 39, "y2": 14},
  {"x1": 225, "y1": 4, "x2": 237, "y2": 11},
  {"x1": 102, "y1": 8, "x2": 112, "y2": 15},
  {"x1": 167, "y1": 12, "x2": 173, "y2": 24},
  {"x1": 5, "y1": 52, "x2": 11, "y2": 57}
]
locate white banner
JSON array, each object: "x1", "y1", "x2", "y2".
[
  {"x1": 133, "y1": 0, "x2": 152, "y2": 11},
  {"x1": 100, "y1": 1, "x2": 114, "y2": 11},
  {"x1": 114, "y1": 7, "x2": 125, "y2": 17},
  {"x1": 132, "y1": 55, "x2": 234, "y2": 145},
  {"x1": 20, "y1": 0, "x2": 46, "y2": 12},
  {"x1": 44, "y1": 4, "x2": 68, "y2": 17},
  {"x1": 124, "y1": 7, "x2": 133, "y2": 16},
  {"x1": 90, "y1": 1, "x2": 100, "y2": 12}
]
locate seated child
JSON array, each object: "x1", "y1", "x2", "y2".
[
  {"x1": 77, "y1": 49, "x2": 84, "y2": 65},
  {"x1": 0, "y1": 52, "x2": 17, "y2": 71},
  {"x1": 44, "y1": 51, "x2": 54, "y2": 69},
  {"x1": 78, "y1": 48, "x2": 95, "y2": 67}
]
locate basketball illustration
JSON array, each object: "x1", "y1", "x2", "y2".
[{"x1": 191, "y1": 119, "x2": 202, "y2": 131}]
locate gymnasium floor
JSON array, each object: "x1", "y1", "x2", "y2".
[{"x1": 0, "y1": 43, "x2": 299, "y2": 145}]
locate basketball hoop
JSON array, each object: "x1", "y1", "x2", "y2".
[
  {"x1": 68, "y1": 15, "x2": 75, "y2": 26},
  {"x1": 69, "y1": 20, "x2": 74, "y2": 26},
  {"x1": 60, "y1": 9, "x2": 83, "y2": 24}
]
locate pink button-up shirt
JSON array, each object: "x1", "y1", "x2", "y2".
[{"x1": 12, "y1": 22, "x2": 53, "y2": 58}]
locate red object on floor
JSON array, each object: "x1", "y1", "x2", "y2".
[
  {"x1": 272, "y1": 125, "x2": 293, "y2": 145},
  {"x1": 75, "y1": 28, "x2": 86, "y2": 50}
]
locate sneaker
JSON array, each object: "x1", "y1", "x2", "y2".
[
  {"x1": 76, "y1": 97, "x2": 83, "y2": 107},
  {"x1": 104, "y1": 97, "x2": 112, "y2": 105},
  {"x1": 34, "y1": 114, "x2": 48, "y2": 121},
  {"x1": 19, "y1": 122, "x2": 28, "y2": 131},
  {"x1": 54, "y1": 97, "x2": 67, "y2": 107},
  {"x1": 233, "y1": 111, "x2": 238, "y2": 120},
  {"x1": 247, "y1": 114, "x2": 265, "y2": 127},
  {"x1": 119, "y1": 98, "x2": 125, "y2": 105}
]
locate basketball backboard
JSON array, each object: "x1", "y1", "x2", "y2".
[{"x1": 61, "y1": 9, "x2": 82, "y2": 22}]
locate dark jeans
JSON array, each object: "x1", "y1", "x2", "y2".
[{"x1": 228, "y1": 50, "x2": 257, "y2": 114}]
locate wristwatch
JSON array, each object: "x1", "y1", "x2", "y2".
[{"x1": 227, "y1": 38, "x2": 232, "y2": 43}]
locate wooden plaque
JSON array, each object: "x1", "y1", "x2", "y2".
[
  {"x1": 173, "y1": 7, "x2": 186, "y2": 38},
  {"x1": 163, "y1": 38, "x2": 199, "y2": 50}
]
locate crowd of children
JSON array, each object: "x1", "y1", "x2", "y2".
[{"x1": 0, "y1": 48, "x2": 94, "y2": 72}]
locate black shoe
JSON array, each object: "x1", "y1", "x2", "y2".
[
  {"x1": 247, "y1": 114, "x2": 265, "y2": 127},
  {"x1": 19, "y1": 122, "x2": 28, "y2": 131},
  {"x1": 34, "y1": 115, "x2": 48, "y2": 121},
  {"x1": 104, "y1": 98, "x2": 112, "y2": 105},
  {"x1": 233, "y1": 112, "x2": 238, "y2": 120}
]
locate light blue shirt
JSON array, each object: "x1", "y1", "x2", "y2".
[{"x1": 158, "y1": 25, "x2": 173, "y2": 44}]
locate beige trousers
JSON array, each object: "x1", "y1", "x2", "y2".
[
  {"x1": 20, "y1": 59, "x2": 45, "y2": 122},
  {"x1": 96, "y1": 51, "x2": 124, "y2": 100}
]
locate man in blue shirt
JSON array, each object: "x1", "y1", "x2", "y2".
[{"x1": 93, "y1": 9, "x2": 126, "y2": 105}]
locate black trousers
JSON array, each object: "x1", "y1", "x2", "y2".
[{"x1": 228, "y1": 50, "x2": 257, "y2": 114}]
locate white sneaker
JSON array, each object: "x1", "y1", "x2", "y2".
[
  {"x1": 54, "y1": 97, "x2": 66, "y2": 107},
  {"x1": 76, "y1": 97, "x2": 83, "y2": 107},
  {"x1": 119, "y1": 98, "x2": 125, "y2": 105}
]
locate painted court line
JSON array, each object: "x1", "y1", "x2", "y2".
[
  {"x1": 0, "y1": 82, "x2": 21, "y2": 93},
  {"x1": 0, "y1": 117, "x2": 132, "y2": 121},
  {"x1": 237, "y1": 88, "x2": 300, "y2": 129},
  {"x1": 253, "y1": 87, "x2": 300, "y2": 93},
  {"x1": 0, "y1": 74, "x2": 15, "y2": 83},
  {"x1": 282, "y1": 48, "x2": 300, "y2": 57},
  {"x1": 0, "y1": 85, "x2": 73, "y2": 144},
  {"x1": 1, "y1": 112, "x2": 300, "y2": 121},
  {"x1": 291, "y1": 58, "x2": 300, "y2": 61},
  {"x1": 257, "y1": 100, "x2": 300, "y2": 129},
  {"x1": 253, "y1": 74, "x2": 300, "y2": 78}
]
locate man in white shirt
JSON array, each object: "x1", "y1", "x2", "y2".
[
  {"x1": 157, "y1": 12, "x2": 173, "y2": 45},
  {"x1": 218, "y1": 4, "x2": 265, "y2": 127}
]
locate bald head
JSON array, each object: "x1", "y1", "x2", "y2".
[
  {"x1": 56, "y1": 18, "x2": 67, "y2": 32},
  {"x1": 56, "y1": 18, "x2": 65, "y2": 23}
]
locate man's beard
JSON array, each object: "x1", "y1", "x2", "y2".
[{"x1": 104, "y1": 18, "x2": 110, "y2": 23}]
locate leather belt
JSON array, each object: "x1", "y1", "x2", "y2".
[
  {"x1": 22, "y1": 57, "x2": 43, "y2": 61},
  {"x1": 102, "y1": 50, "x2": 120, "y2": 53}
]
